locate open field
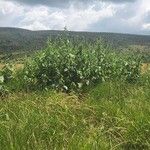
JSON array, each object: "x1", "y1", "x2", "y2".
[
  {"x1": 0, "y1": 37, "x2": 150, "y2": 150},
  {"x1": 0, "y1": 81, "x2": 150, "y2": 149}
]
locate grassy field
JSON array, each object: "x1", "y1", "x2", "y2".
[
  {"x1": 0, "y1": 37, "x2": 150, "y2": 150},
  {"x1": 0, "y1": 81, "x2": 150, "y2": 149}
]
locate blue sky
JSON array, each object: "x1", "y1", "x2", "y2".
[{"x1": 0, "y1": 0, "x2": 150, "y2": 35}]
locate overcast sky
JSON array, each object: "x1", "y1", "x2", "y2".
[{"x1": 0, "y1": 0, "x2": 150, "y2": 35}]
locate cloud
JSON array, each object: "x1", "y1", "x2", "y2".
[
  {"x1": 19, "y1": 2, "x2": 115, "y2": 31},
  {"x1": 0, "y1": 0, "x2": 150, "y2": 34},
  {"x1": 88, "y1": 0, "x2": 150, "y2": 34},
  {"x1": 105, "y1": 0, "x2": 137, "y2": 3},
  {"x1": 5, "y1": 0, "x2": 137, "y2": 8},
  {"x1": 142, "y1": 23, "x2": 150, "y2": 30},
  {"x1": 5, "y1": 0, "x2": 93, "y2": 8},
  {"x1": 0, "y1": 0, "x2": 25, "y2": 27}
]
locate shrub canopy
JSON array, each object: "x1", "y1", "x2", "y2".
[{"x1": 22, "y1": 36, "x2": 141, "y2": 92}]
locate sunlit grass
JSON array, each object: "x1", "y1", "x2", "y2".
[
  {"x1": 141, "y1": 63, "x2": 150, "y2": 74},
  {"x1": 0, "y1": 37, "x2": 149, "y2": 149},
  {"x1": 0, "y1": 80, "x2": 150, "y2": 149}
]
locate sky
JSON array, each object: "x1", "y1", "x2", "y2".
[{"x1": 0, "y1": 0, "x2": 150, "y2": 35}]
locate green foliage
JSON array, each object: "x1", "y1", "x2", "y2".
[
  {"x1": 0, "y1": 64, "x2": 14, "y2": 97},
  {"x1": 121, "y1": 56, "x2": 141, "y2": 83},
  {"x1": 1, "y1": 64, "x2": 14, "y2": 83},
  {"x1": 23, "y1": 37, "x2": 141, "y2": 92},
  {"x1": 0, "y1": 75, "x2": 7, "y2": 97}
]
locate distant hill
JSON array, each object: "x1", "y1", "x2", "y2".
[{"x1": 0, "y1": 27, "x2": 150, "y2": 54}]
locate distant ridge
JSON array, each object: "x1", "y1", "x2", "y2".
[{"x1": 0, "y1": 27, "x2": 150, "y2": 53}]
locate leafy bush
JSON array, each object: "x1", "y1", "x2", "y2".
[
  {"x1": 1, "y1": 64, "x2": 14, "y2": 83},
  {"x1": 120, "y1": 56, "x2": 141, "y2": 83},
  {"x1": 0, "y1": 64, "x2": 14, "y2": 97},
  {"x1": 0, "y1": 73, "x2": 7, "y2": 97},
  {"x1": 23, "y1": 37, "x2": 141, "y2": 92}
]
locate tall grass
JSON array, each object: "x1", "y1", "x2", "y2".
[
  {"x1": 0, "y1": 80, "x2": 150, "y2": 149},
  {"x1": 0, "y1": 36, "x2": 149, "y2": 149}
]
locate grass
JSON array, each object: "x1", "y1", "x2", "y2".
[
  {"x1": 0, "y1": 80, "x2": 150, "y2": 150},
  {"x1": 0, "y1": 38, "x2": 149, "y2": 149},
  {"x1": 141, "y1": 63, "x2": 150, "y2": 74},
  {"x1": 0, "y1": 63, "x2": 24, "y2": 70}
]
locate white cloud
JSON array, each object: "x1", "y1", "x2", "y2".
[
  {"x1": 19, "y1": 2, "x2": 115, "y2": 31},
  {"x1": 0, "y1": 0, "x2": 150, "y2": 34},
  {"x1": 0, "y1": 0, "x2": 23, "y2": 15},
  {"x1": 142, "y1": 23, "x2": 150, "y2": 30},
  {"x1": 65, "y1": 3, "x2": 115, "y2": 30},
  {"x1": 0, "y1": 0, "x2": 25, "y2": 26}
]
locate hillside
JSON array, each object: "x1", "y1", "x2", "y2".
[{"x1": 0, "y1": 27, "x2": 150, "y2": 53}]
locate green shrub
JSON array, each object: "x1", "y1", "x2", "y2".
[
  {"x1": 0, "y1": 75, "x2": 6, "y2": 97},
  {"x1": 23, "y1": 37, "x2": 141, "y2": 92},
  {"x1": 1, "y1": 64, "x2": 14, "y2": 83},
  {"x1": 0, "y1": 64, "x2": 14, "y2": 97}
]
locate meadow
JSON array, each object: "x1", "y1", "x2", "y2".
[{"x1": 0, "y1": 36, "x2": 150, "y2": 150}]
